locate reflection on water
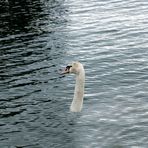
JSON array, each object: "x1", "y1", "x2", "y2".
[
  {"x1": 0, "y1": 0, "x2": 42, "y2": 36},
  {"x1": 1, "y1": 0, "x2": 148, "y2": 147}
]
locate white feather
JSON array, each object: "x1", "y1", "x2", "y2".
[{"x1": 70, "y1": 62, "x2": 85, "y2": 112}]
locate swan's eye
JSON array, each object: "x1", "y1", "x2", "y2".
[
  {"x1": 61, "y1": 65, "x2": 72, "y2": 74},
  {"x1": 66, "y1": 65, "x2": 72, "y2": 70}
]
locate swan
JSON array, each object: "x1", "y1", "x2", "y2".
[{"x1": 62, "y1": 61, "x2": 85, "y2": 112}]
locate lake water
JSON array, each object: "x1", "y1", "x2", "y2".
[{"x1": 1, "y1": 0, "x2": 148, "y2": 147}]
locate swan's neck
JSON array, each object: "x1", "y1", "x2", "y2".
[{"x1": 70, "y1": 69, "x2": 85, "y2": 112}]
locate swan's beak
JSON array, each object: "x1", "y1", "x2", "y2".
[{"x1": 61, "y1": 65, "x2": 72, "y2": 74}]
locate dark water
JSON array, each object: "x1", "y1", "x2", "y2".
[{"x1": 1, "y1": 0, "x2": 148, "y2": 147}]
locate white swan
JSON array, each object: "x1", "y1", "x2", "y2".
[{"x1": 62, "y1": 61, "x2": 85, "y2": 112}]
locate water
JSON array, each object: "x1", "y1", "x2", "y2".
[{"x1": 1, "y1": 0, "x2": 148, "y2": 147}]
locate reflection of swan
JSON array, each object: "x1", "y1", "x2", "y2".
[{"x1": 62, "y1": 62, "x2": 85, "y2": 112}]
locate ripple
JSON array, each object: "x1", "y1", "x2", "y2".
[
  {"x1": 1, "y1": 0, "x2": 148, "y2": 147},
  {"x1": 0, "y1": 109, "x2": 26, "y2": 118}
]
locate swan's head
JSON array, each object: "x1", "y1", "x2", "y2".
[{"x1": 62, "y1": 61, "x2": 83, "y2": 75}]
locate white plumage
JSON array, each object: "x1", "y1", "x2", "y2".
[{"x1": 62, "y1": 62, "x2": 85, "y2": 112}]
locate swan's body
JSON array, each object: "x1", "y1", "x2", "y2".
[{"x1": 62, "y1": 62, "x2": 85, "y2": 112}]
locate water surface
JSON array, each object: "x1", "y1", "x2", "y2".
[{"x1": 1, "y1": 0, "x2": 148, "y2": 147}]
